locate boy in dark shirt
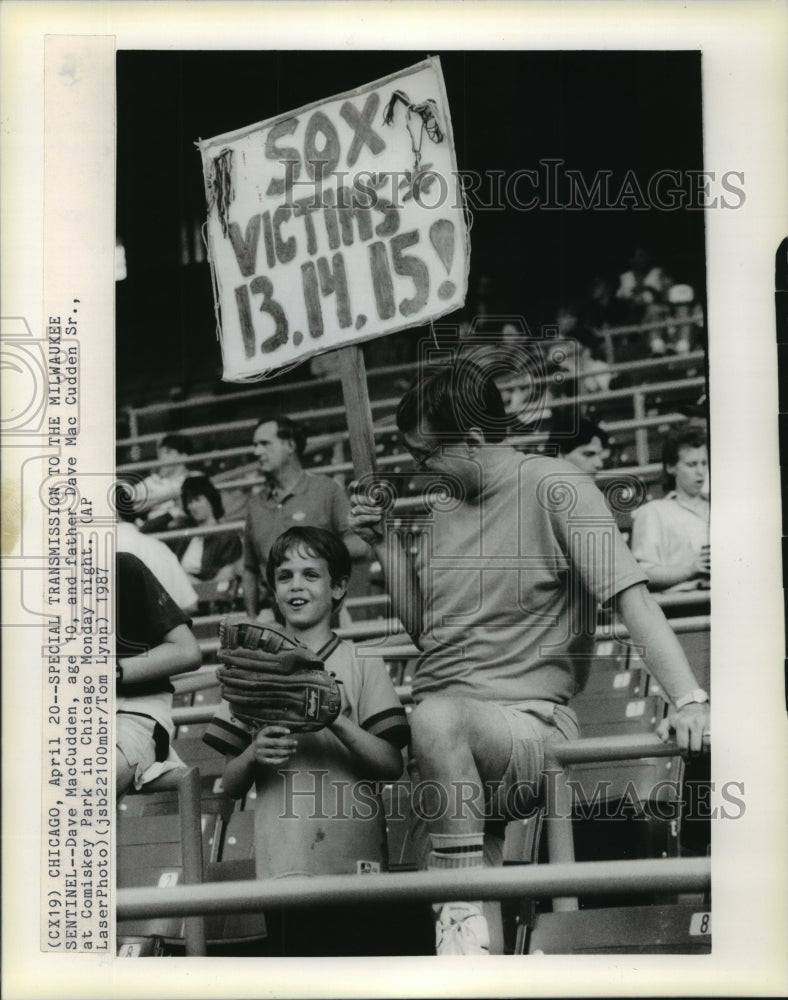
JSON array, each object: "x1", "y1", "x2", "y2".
[{"x1": 115, "y1": 551, "x2": 201, "y2": 796}]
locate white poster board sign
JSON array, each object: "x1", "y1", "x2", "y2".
[{"x1": 199, "y1": 57, "x2": 468, "y2": 381}]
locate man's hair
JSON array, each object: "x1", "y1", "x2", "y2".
[
  {"x1": 395, "y1": 358, "x2": 507, "y2": 444},
  {"x1": 181, "y1": 474, "x2": 224, "y2": 520},
  {"x1": 159, "y1": 433, "x2": 194, "y2": 456},
  {"x1": 661, "y1": 424, "x2": 708, "y2": 491},
  {"x1": 546, "y1": 417, "x2": 609, "y2": 456},
  {"x1": 265, "y1": 527, "x2": 351, "y2": 611},
  {"x1": 255, "y1": 416, "x2": 307, "y2": 460}
]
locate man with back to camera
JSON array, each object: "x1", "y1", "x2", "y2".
[
  {"x1": 349, "y1": 358, "x2": 710, "y2": 956},
  {"x1": 242, "y1": 416, "x2": 369, "y2": 618}
]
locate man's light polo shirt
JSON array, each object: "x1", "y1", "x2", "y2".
[{"x1": 413, "y1": 450, "x2": 647, "y2": 706}]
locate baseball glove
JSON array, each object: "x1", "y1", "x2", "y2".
[{"x1": 216, "y1": 619, "x2": 343, "y2": 732}]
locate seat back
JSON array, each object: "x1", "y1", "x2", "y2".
[{"x1": 528, "y1": 902, "x2": 711, "y2": 954}]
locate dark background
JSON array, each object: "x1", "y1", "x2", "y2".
[{"x1": 116, "y1": 50, "x2": 705, "y2": 405}]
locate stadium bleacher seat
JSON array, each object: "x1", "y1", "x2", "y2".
[
  {"x1": 220, "y1": 809, "x2": 256, "y2": 861},
  {"x1": 571, "y1": 693, "x2": 665, "y2": 740},
  {"x1": 192, "y1": 577, "x2": 242, "y2": 615},
  {"x1": 117, "y1": 935, "x2": 166, "y2": 957},
  {"x1": 116, "y1": 814, "x2": 193, "y2": 942},
  {"x1": 564, "y1": 688, "x2": 684, "y2": 906},
  {"x1": 171, "y1": 734, "x2": 225, "y2": 776},
  {"x1": 527, "y1": 902, "x2": 711, "y2": 954},
  {"x1": 202, "y1": 858, "x2": 269, "y2": 950}
]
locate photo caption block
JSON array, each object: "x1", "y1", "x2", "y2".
[{"x1": 39, "y1": 34, "x2": 115, "y2": 953}]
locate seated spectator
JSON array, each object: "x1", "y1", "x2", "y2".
[
  {"x1": 615, "y1": 247, "x2": 666, "y2": 314},
  {"x1": 169, "y1": 474, "x2": 242, "y2": 584},
  {"x1": 135, "y1": 433, "x2": 197, "y2": 533},
  {"x1": 583, "y1": 273, "x2": 626, "y2": 330},
  {"x1": 630, "y1": 425, "x2": 710, "y2": 591},
  {"x1": 115, "y1": 482, "x2": 198, "y2": 612},
  {"x1": 556, "y1": 306, "x2": 612, "y2": 395},
  {"x1": 664, "y1": 282, "x2": 702, "y2": 355},
  {"x1": 569, "y1": 328, "x2": 612, "y2": 395},
  {"x1": 545, "y1": 417, "x2": 610, "y2": 478}
]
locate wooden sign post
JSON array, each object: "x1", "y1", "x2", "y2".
[{"x1": 338, "y1": 344, "x2": 378, "y2": 479}]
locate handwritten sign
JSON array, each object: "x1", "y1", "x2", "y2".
[{"x1": 198, "y1": 57, "x2": 468, "y2": 381}]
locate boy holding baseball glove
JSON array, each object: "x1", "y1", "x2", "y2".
[{"x1": 204, "y1": 527, "x2": 415, "y2": 954}]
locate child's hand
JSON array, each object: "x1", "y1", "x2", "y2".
[{"x1": 253, "y1": 725, "x2": 298, "y2": 766}]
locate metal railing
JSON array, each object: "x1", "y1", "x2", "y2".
[
  {"x1": 119, "y1": 348, "x2": 705, "y2": 451},
  {"x1": 116, "y1": 375, "x2": 705, "y2": 476},
  {"x1": 136, "y1": 456, "x2": 666, "y2": 544},
  {"x1": 117, "y1": 375, "x2": 706, "y2": 474},
  {"x1": 185, "y1": 612, "x2": 710, "y2": 663},
  {"x1": 115, "y1": 734, "x2": 709, "y2": 930},
  {"x1": 117, "y1": 857, "x2": 710, "y2": 921},
  {"x1": 183, "y1": 582, "x2": 709, "y2": 642}
]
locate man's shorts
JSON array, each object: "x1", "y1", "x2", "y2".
[
  {"x1": 494, "y1": 700, "x2": 580, "y2": 819},
  {"x1": 116, "y1": 712, "x2": 159, "y2": 791}
]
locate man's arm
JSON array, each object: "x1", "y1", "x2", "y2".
[
  {"x1": 348, "y1": 485, "x2": 423, "y2": 644},
  {"x1": 329, "y1": 478, "x2": 372, "y2": 561},
  {"x1": 616, "y1": 582, "x2": 709, "y2": 755}
]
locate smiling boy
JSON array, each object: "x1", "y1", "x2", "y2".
[{"x1": 204, "y1": 527, "x2": 412, "y2": 954}]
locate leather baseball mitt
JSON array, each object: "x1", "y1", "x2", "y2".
[{"x1": 216, "y1": 619, "x2": 343, "y2": 732}]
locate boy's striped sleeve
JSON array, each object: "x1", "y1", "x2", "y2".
[
  {"x1": 362, "y1": 705, "x2": 410, "y2": 749},
  {"x1": 356, "y1": 654, "x2": 410, "y2": 749}
]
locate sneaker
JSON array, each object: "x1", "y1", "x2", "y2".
[{"x1": 434, "y1": 902, "x2": 490, "y2": 955}]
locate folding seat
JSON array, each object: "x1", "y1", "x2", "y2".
[
  {"x1": 117, "y1": 788, "x2": 178, "y2": 817},
  {"x1": 172, "y1": 690, "x2": 194, "y2": 710},
  {"x1": 116, "y1": 935, "x2": 166, "y2": 957},
  {"x1": 192, "y1": 577, "x2": 242, "y2": 616},
  {"x1": 577, "y1": 664, "x2": 647, "y2": 700},
  {"x1": 572, "y1": 693, "x2": 665, "y2": 739},
  {"x1": 192, "y1": 684, "x2": 223, "y2": 711},
  {"x1": 202, "y1": 810, "x2": 269, "y2": 948},
  {"x1": 527, "y1": 901, "x2": 711, "y2": 954},
  {"x1": 219, "y1": 808, "x2": 255, "y2": 860},
  {"x1": 116, "y1": 814, "x2": 194, "y2": 942},
  {"x1": 172, "y1": 729, "x2": 223, "y2": 762},
  {"x1": 561, "y1": 692, "x2": 685, "y2": 906},
  {"x1": 380, "y1": 781, "x2": 419, "y2": 872},
  {"x1": 173, "y1": 721, "x2": 209, "y2": 740}
]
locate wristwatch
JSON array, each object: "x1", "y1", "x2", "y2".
[{"x1": 675, "y1": 688, "x2": 709, "y2": 709}]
